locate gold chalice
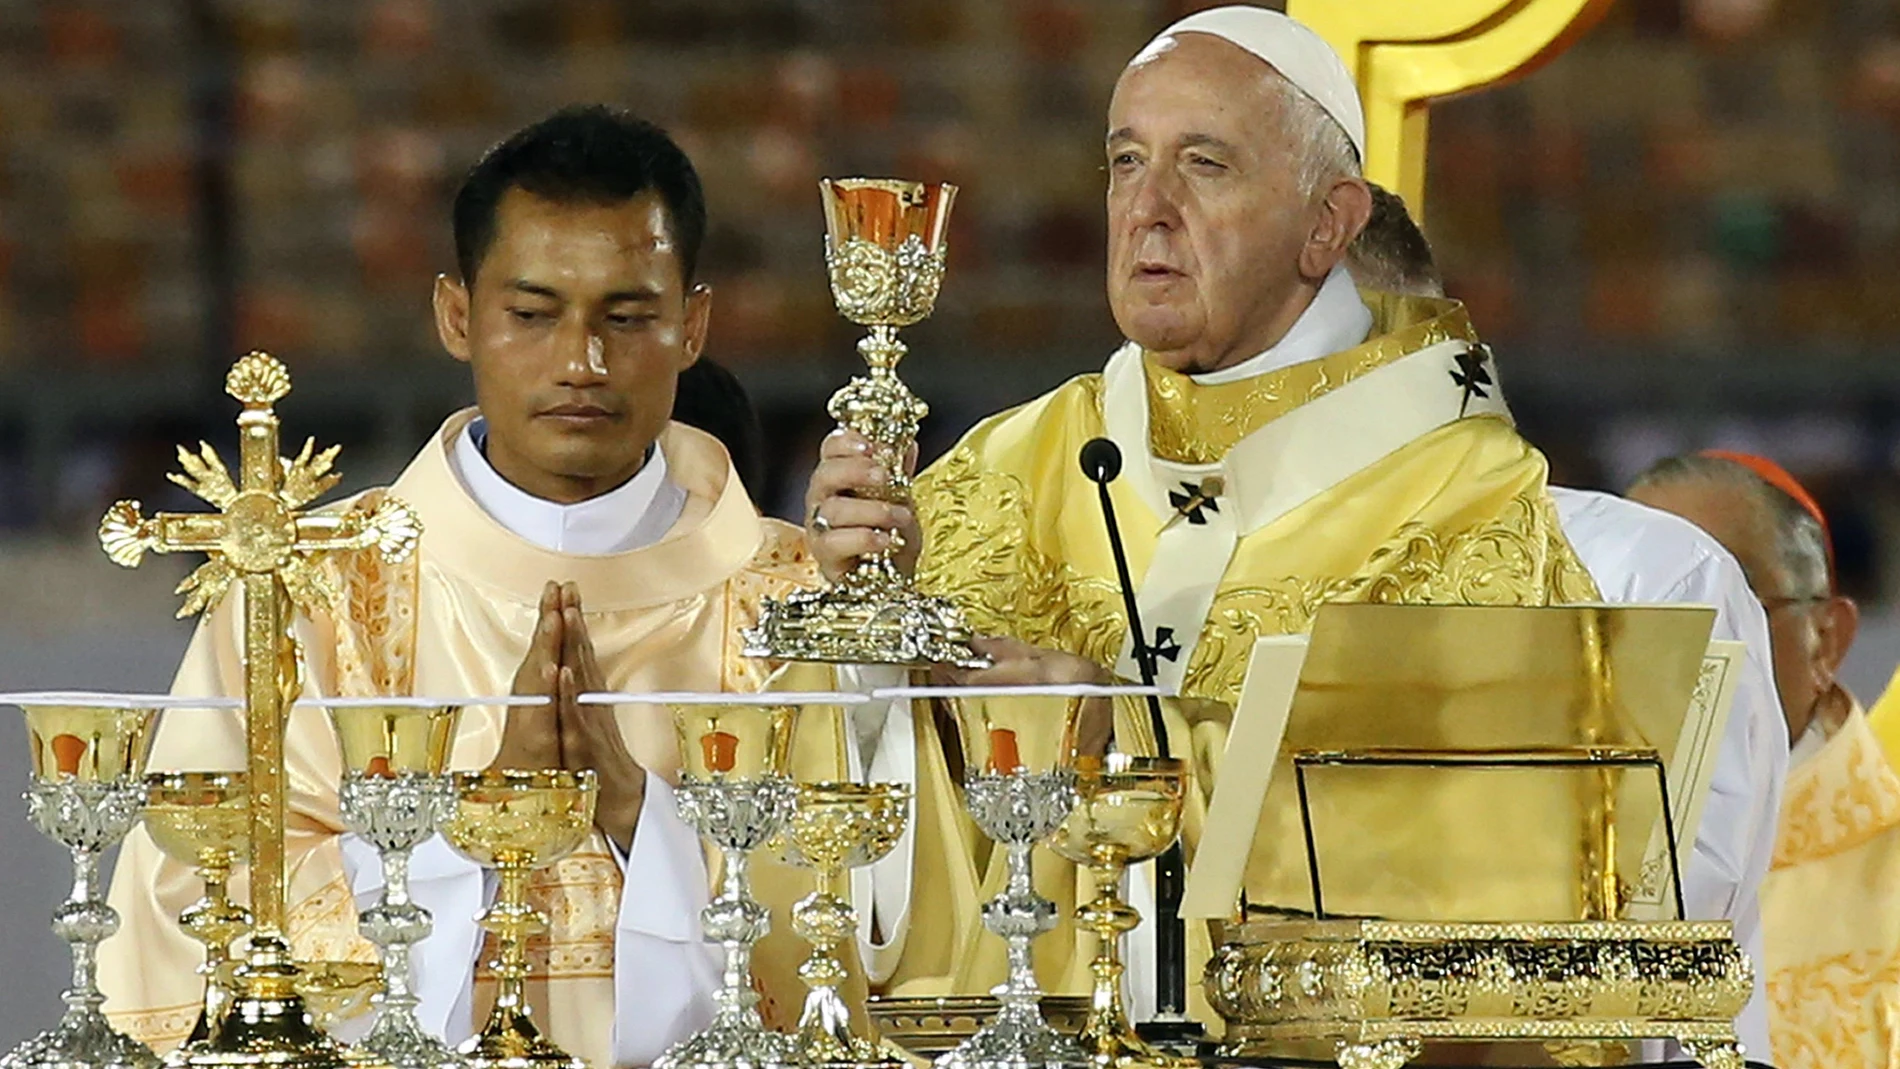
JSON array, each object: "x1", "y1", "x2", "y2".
[
  {"x1": 744, "y1": 178, "x2": 984, "y2": 669},
  {"x1": 441, "y1": 769, "x2": 597, "y2": 1069},
  {"x1": 654, "y1": 696, "x2": 801, "y2": 1069},
  {"x1": 324, "y1": 699, "x2": 466, "y2": 1069},
  {"x1": 772, "y1": 781, "x2": 912, "y2": 1069},
  {"x1": 4, "y1": 694, "x2": 163, "y2": 1069},
  {"x1": 143, "y1": 771, "x2": 252, "y2": 1048},
  {"x1": 1049, "y1": 755, "x2": 1189, "y2": 1069}
]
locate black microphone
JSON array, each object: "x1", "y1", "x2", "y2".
[
  {"x1": 1078, "y1": 438, "x2": 1166, "y2": 747},
  {"x1": 1077, "y1": 437, "x2": 1199, "y2": 1044}
]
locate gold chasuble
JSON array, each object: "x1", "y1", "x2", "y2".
[
  {"x1": 100, "y1": 412, "x2": 829, "y2": 1067},
  {"x1": 903, "y1": 291, "x2": 1597, "y2": 1016},
  {"x1": 1763, "y1": 707, "x2": 1900, "y2": 1069}
]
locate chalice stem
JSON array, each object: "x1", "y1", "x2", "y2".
[
  {"x1": 711, "y1": 847, "x2": 762, "y2": 1023},
  {"x1": 1001, "y1": 841, "x2": 1039, "y2": 1007},
  {"x1": 57, "y1": 846, "x2": 110, "y2": 1015},
  {"x1": 376, "y1": 845, "x2": 421, "y2": 1014},
  {"x1": 491, "y1": 865, "x2": 532, "y2": 1014}
]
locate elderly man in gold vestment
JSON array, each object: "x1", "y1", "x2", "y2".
[
  {"x1": 806, "y1": 4, "x2": 1785, "y2": 1053},
  {"x1": 99, "y1": 107, "x2": 824, "y2": 1068},
  {"x1": 1632, "y1": 453, "x2": 1900, "y2": 1069}
]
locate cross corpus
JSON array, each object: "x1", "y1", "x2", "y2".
[{"x1": 99, "y1": 352, "x2": 419, "y2": 1062}]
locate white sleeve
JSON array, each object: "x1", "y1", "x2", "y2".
[
  {"x1": 1666, "y1": 555, "x2": 1785, "y2": 1058},
  {"x1": 610, "y1": 771, "x2": 722, "y2": 1067},
  {"x1": 341, "y1": 831, "x2": 488, "y2": 1044},
  {"x1": 835, "y1": 665, "x2": 917, "y2": 985}
]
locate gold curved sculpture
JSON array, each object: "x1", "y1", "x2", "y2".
[{"x1": 1289, "y1": 0, "x2": 1617, "y2": 217}]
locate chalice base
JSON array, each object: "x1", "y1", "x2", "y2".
[
  {"x1": 457, "y1": 1011, "x2": 582, "y2": 1069},
  {"x1": 653, "y1": 1020, "x2": 799, "y2": 1069},
  {"x1": 742, "y1": 573, "x2": 986, "y2": 669},
  {"x1": 934, "y1": 1005, "x2": 1089, "y2": 1069},
  {"x1": 1, "y1": 1009, "x2": 160, "y2": 1069},
  {"x1": 1074, "y1": 1018, "x2": 1190, "y2": 1069},
  {"x1": 794, "y1": 989, "x2": 901, "y2": 1069},
  {"x1": 356, "y1": 1016, "x2": 467, "y2": 1069},
  {"x1": 166, "y1": 990, "x2": 368, "y2": 1069}
]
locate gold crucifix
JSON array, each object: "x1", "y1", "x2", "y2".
[
  {"x1": 99, "y1": 352, "x2": 418, "y2": 1068},
  {"x1": 1289, "y1": 0, "x2": 1615, "y2": 219}
]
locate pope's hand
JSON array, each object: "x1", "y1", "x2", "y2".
[
  {"x1": 496, "y1": 582, "x2": 568, "y2": 772},
  {"x1": 551, "y1": 585, "x2": 646, "y2": 854},
  {"x1": 943, "y1": 637, "x2": 1115, "y2": 757},
  {"x1": 805, "y1": 428, "x2": 921, "y2": 583}
]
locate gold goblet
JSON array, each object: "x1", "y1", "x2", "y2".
[
  {"x1": 1049, "y1": 755, "x2": 1189, "y2": 1069},
  {"x1": 745, "y1": 177, "x2": 984, "y2": 669},
  {"x1": 654, "y1": 696, "x2": 800, "y2": 1069},
  {"x1": 772, "y1": 781, "x2": 912, "y2": 1069},
  {"x1": 4, "y1": 694, "x2": 163, "y2": 1069},
  {"x1": 441, "y1": 769, "x2": 597, "y2": 1069},
  {"x1": 324, "y1": 699, "x2": 465, "y2": 1069},
  {"x1": 143, "y1": 771, "x2": 252, "y2": 1048}
]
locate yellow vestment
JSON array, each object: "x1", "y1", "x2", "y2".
[
  {"x1": 99, "y1": 413, "x2": 831, "y2": 1067},
  {"x1": 897, "y1": 292, "x2": 1597, "y2": 1019},
  {"x1": 1863, "y1": 664, "x2": 1900, "y2": 772},
  {"x1": 1764, "y1": 706, "x2": 1900, "y2": 1069}
]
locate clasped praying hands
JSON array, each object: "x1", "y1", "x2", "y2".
[{"x1": 496, "y1": 580, "x2": 646, "y2": 853}]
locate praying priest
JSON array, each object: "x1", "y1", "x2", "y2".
[
  {"x1": 1632, "y1": 452, "x2": 1900, "y2": 1069},
  {"x1": 804, "y1": 5, "x2": 1785, "y2": 1054},
  {"x1": 99, "y1": 106, "x2": 823, "y2": 1067}
]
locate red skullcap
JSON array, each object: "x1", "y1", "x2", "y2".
[{"x1": 1698, "y1": 450, "x2": 1834, "y2": 588}]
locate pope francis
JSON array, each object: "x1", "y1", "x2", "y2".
[
  {"x1": 98, "y1": 107, "x2": 824, "y2": 1067},
  {"x1": 805, "y1": 5, "x2": 1786, "y2": 1054}
]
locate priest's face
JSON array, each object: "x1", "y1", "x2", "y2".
[
  {"x1": 1105, "y1": 33, "x2": 1367, "y2": 374},
  {"x1": 434, "y1": 188, "x2": 711, "y2": 504}
]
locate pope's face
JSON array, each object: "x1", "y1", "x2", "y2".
[
  {"x1": 434, "y1": 188, "x2": 709, "y2": 504},
  {"x1": 1106, "y1": 34, "x2": 1350, "y2": 374}
]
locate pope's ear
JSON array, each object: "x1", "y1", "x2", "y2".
[
  {"x1": 1300, "y1": 177, "x2": 1373, "y2": 280},
  {"x1": 434, "y1": 273, "x2": 473, "y2": 364},
  {"x1": 682, "y1": 282, "x2": 713, "y2": 369}
]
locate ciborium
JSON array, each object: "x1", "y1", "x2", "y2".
[
  {"x1": 324, "y1": 698, "x2": 470, "y2": 1069},
  {"x1": 653, "y1": 694, "x2": 804, "y2": 1069},
  {"x1": 142, "y1": 771, "x2": 251, "y2": 1049},
  {"x1": 744, "y1": 178, "x2": 984, "y2": 669},
  {"x1": 440, "y1": 768, "x2": 597, "y2": 1069},
  {"x1": 771, "y1": 781, "x2": 912, "y2": 1069},
  {"x1": 1049, "y1": 755, "x2": 1188, "y2": 1069},
  {"x1": 921, "y1": 685, "x2": 1094, "y2": 1069},
  {"x1": 2, "y1": 693, "x2": 167, "y2": 1069}
]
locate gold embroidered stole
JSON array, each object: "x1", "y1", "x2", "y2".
[
  {"x1": 1763, "y1": 709, "x2": 1900, "y2": 1069},
  {"x1": 1144, "y1": 292, "x2": 1479, "y2": 463}
]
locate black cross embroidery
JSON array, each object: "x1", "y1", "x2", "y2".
[
  {"x1": 1150, "y1": 626, "x2": 1183, "y2": 663},
  {"x1": 1167, "y1": 481, "x2": 1221, "y2": 525},
  {"x1": 1450, "y1": 344, "x2": 1495, "y2": 417}
]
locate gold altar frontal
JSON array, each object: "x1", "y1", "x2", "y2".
[
  {"x1": 1188, "y1": 605, "x2": 1752, "y2": 1069},
  {"x1": 1208, "y1": 918, "x2": 1750, "y2": 1068}
]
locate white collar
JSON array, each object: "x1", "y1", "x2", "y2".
[
  {"x1": 1186, "y1": 263, "x2": 1373, "y2": 385},
  {"x1": 446, "y1": 417, "x2": 687, "y2": 555}
]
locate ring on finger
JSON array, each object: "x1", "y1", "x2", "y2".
[{"x1": 811, "y1": 512, "x2": 833, "y2": 534}]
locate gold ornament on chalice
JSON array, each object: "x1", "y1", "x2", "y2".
[{"x1": 744, "y1": 178, "x2": 984, "y2": 668}]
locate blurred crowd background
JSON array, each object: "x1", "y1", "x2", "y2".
[{"x1": 2, "y1": 0, "x2": 1900, "y2": 1040}]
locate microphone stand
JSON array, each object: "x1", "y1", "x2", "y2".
[{"x1": 1079, "y1": 439, "x2": 1204, "y2": 1053}]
